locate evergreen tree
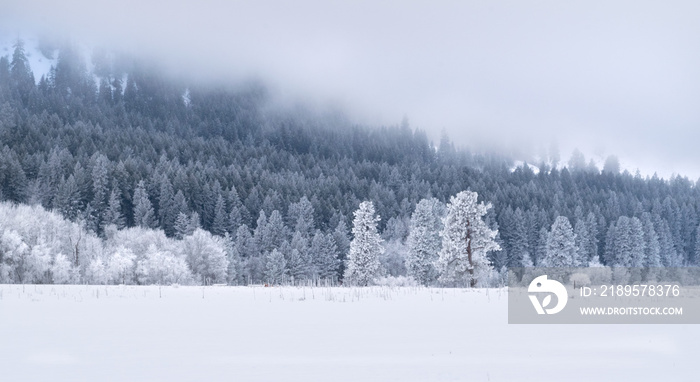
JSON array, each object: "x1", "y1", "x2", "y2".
[
  {"x1": 541, "y1": 216, "x2": 577, "y2": 267},
  {"x1": 158, "y1": 178, "x2": 176, "y2": 236},
  {"x1": 263, "y1": 248, "x2": 286, "y2": 284},
  {"x1": 211, "y1": 194, "x2": 228, "y2": 237},
  {"x1": 310, "y1": 230, "x2": 339, "y2": 280},
  {"x1": 405, "y1": 197, "x2": 443, "y2": 285},
  {"x1": 9, "y1": 40, "x2": 35, "y2": 103},
  {"x1": 288, "y1": 196, "x2": 315, "y2": 239},
  {"x1": 90, "y1": 153, "x2": 110, "y2": 229},
  {"x1": 103, "y1": 189, "x2": 125, "y2": 229},
  {"x1": 658, "y1": 220, "x2": 683, "y2": 266},
  {"x1": 642, "y1": 213, "x2": 661, "y2": 267},
  {"x1": 133, "y1": 180, "x2": 156, "y2": 228},
  {"x1": 508, "y1": 208, "x2": 531, "y2": 268},
  {"x1": 286, "y1": 231, "x2": 311, "y2": 281},
  {"x1": 436, "y1": 191, "x2": 499, "y2": 287},
  {"x1": 574, "y1": 219, "x2": 589, "y2": 266},
  {"x1": 332, "y1": 219, "x2": 350, "y2": 278},
  {"x1": 174, "y1": 212, "x2": 192, "y2": 239},
  {"x1": 54, "y1": 175, "x2": 81, "y2": 220},
  {"x1": 344, "y1": 201, "x2": 383, "y2": 286}
]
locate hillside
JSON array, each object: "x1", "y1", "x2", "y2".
[{"x1": 0, "y1": 39, "x2": 699, "y2": 285}]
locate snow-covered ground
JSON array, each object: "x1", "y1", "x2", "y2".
[{"x1": 0, "y1": 285, "x2": 695, "y2": 381}]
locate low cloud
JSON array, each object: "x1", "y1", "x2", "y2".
[{"x1": 2, "y1": 0, "x2": 700, "y2": 178}]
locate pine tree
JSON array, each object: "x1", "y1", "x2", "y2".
[
  {"x1": 344, "y1": 201, "x2": 383, "y2": 286},
  {"x1": 603, "y1": 222, "x2": 617, "y2": 266},
  {"x1": 436, "y1": 191, "x2": 499, "y2": 287},
  {"x1": 133, "y1": 180, "x2": 156, "y2": 228},
  {"x1": 332, "y1": 219, "x2": 350, "y2": 278},
  {"x1": 90, "y1": 153, "x2": 110, "y2": 229},
  {"x1": 263, "y1": 249, "x2": 287, "y2": 284},
  {"x1": 158, "y1": 177, "x2": 176, "y2": 236},
  {"x1": 535, "y1": 226, "x2": 549, "y2": 266},
  {"x1": 310, "y1": 230, "x2": 339, "y2": 280},
  {"x1": 642, "y1": 213, "x2": 661, "y2": 267},
  {"x1": 508, "y1": 208, "x2": 531, "y2": 268},
  {"x1": 405, "y1": 197, "x2": 443, "y2": 285},
  {"x1": 211, "y1": 194, "x2": 228, "y2": 237},
  {"x1": 585, "y1": 212, "x2": 599, "y2": 264},
  {"x1": 103, "y1": 189, "x2": 125, "y2": 229},
  {"x1": 223, "y1": 233, "x2": 240, "y2": 285},
  {"x1": 286, "y1": 231, "x2": 311, "y2": 281},
  {"x1": 658, "y1": 220, "x2": 682, "y2": 266},
  {"x1": 574, "y1": 219, "x2": 589, "y2": 266},
  {"x1": 288, "y1": 196, "x2": 314, "y2": 239},
  {"x1": 9, "y1": 39, "x2": 34, "y2": 103},
  {"x1": 541, "y1": 216, "x2": 577, "y2": 267},
  {"x1": 263, "y1": 210, "x2": 287, "y2": 253},
  {"x1": 54, "y1": 175, "x2": 81, "y2": 220},
  {"x1": 627, "y1": 217, "x2": 645, "y2": 267},
  {"x1": 174, "y1": 212, "x2": 191, "y2": 239}
]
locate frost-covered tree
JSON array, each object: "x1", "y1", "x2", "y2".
[
  {"x1": 535, "y1": 226, "x2": 549, "y2": 266},
  {"x1": 106, "y1": 246, "x2": 136, "y2": 284},
  {"x1": 286, "y1": 231, "x2": 311, "y2": 282},
  {"x1": 642, "y1": 214, "x2": 661, "y2": 267},
  {"x1": 222, "y1": 234, "x2": 240, "y2": 285},
  {"x1": 508, "y1": 208, "x2": 531, "y2": 268},
  {"x1": 344, "y1": 201, "x2": 383, "y2": 286},
  {"x1": 133, "y1": 180, "x2": 156, "y2": 228},
  {"x1": 263, "y1": 248, "x2": 286, "y2": 284},
  {"x1": 436, "y1": 191, "x2": 499, "y2": 287},
  {"x1": 211, "y1": 194, "x2": 228, "y2": 237},
  {"x1": 136, "y1": 245, "x2": 194, "y2": 285},
  {"x1": 103, "y1": 189, "x2": 125, "y2": 229},
  {"x1": 262, "y1": 210, "x2": 287, "y2": 253},
  {"x1": 51, "y1": 253, "x2": 75, "y2": 284},
  {"x1": 181, "y1": 228, "x2": 229, "y2": 284},
  {"x1": 380, "y1": 239, "x2": 408, "y2": 277},
  {"x1": 310, "y1": 230, "x2": 340, "y2": 280},
  {"x1": 0, "y1": 229, "x2": 29, "y2": 283},
  {"x1": 332, "y1": 219, "x2": 350, "y2": 278},
  {"x1": 574, "y1": 219, "x2": 590, "y2": 266},
  {"x1": 604, "y1": 216, "x2": 645, "y2": 267},
  {"x1": 288, "y1": 196, "x2": 315, "y2": 239},
  {"x1": 158, "y1": 178, "x2": 176, "y2": 236},
  {"x1": 406, "y1": 197, "x2": 443, "y2": 285},
  {"x1": 91, "y1": 154, "x2": 111, "y2": 228},
  {"x1": 173, "y1": 212, "x2": 191, "y2": 239},
  {"x1": 658, "y1": 220, "x2": 682, "y2": 266},
  {"x1": 86, "y1": 258, "x2": 108, "y2": 284},
  {"x1": 541, "y1": 216, "x2": 577, "y2": 267}
]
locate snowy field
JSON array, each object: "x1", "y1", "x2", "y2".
[{"x1": 0, "y1": 285, "x2": 697, "y2": 382}]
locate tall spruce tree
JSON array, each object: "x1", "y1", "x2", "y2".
[
  {"x1": 405, "y1": 197, "x2": 443, "y2": 285},
  {"x1": 541, "y1": 216, "x2": 577, "y2": 267},
  {"x1": 133, "y1": 180, "x2": 156, "y2": 228},
  {"x1": 344, "y1": 201, "x2": 383, "y2": 286}
]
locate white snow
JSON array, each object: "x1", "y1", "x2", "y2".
[
  {"x1": 510, "y1": 160, "x2": 541, "y2": 174},
  {"x1": 0, "y1": 36, "x2": 57, "y2": 83},
  {"x1": 0, "y1": 284, "x2": 695, "y2": 381}
]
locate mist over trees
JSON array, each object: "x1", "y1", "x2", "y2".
[{"x1": 0, "y1": 39, "x2": 699, "y2": 286}]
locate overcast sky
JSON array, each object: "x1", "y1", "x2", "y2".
[{"x1": 2, "y1": 1, "x2": 700, "y2": 179}]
